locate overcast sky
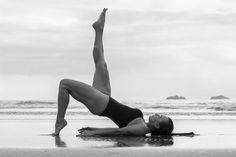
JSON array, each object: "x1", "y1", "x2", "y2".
[{"x1": 1, "y1": 0, "x2": 236, "y2": 100}]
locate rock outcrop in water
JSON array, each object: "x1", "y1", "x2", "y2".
[
  {"x1": 210, "y1": 95, "x2": 229, "y2": 100},
  {"x1": 166, "y1": 95, "x2": 186, "y2": 100}
]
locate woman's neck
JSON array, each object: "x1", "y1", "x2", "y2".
[{"x1": 145, "y1": 122, "x2": 155, "y2": 133}]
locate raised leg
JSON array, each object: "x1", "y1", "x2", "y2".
[
  {"x1": 54, "y1": 79, "x2": 109, "y2": 135},
  {"x1": 92, "y1": 8, "x2": 111, "y2": 96},
  {"x1": 53, "y1": 8, "x2": 111, "y2": 136}
]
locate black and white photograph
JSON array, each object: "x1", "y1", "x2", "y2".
[{"x1": 0, "y1": 0, "x2": 236, "y2": 156}]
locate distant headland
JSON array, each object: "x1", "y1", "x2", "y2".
[
  {"x1": 166, "y1": 95, "x2": 186, "y2": 100},
  {"x1": 210, "y1": 95, "x2": 229, "y2": 100}
]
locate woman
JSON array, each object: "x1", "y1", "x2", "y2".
[{"x1": 53, "y1": 8, "x2": 174, "y2": 136}]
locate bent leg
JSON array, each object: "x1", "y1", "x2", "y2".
[
  {"x1": 92, "y1": 8, "x2": 111, "y2": 96},
  {"x1": 54, "y1": 79, "x2": 109, "y2": 135}
]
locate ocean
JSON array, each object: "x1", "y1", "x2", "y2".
[{"x1": 1, "y1": 99, "x2": 236, "y2": 120}]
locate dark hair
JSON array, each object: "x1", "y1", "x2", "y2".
[{"x1": 151, "y1": 117, "x2": 174, "y2": 135}]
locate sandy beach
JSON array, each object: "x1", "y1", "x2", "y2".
[
  {"x1": 1, "y1": 148, "x2": 236, "y2": 157},
  {"x1": 1, "y1": 119, "x2": 236, "y2": 157},
  {"x1": 2, "y1": 100, "x2": 236, "y2": 157}
]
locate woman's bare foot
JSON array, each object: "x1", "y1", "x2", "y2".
[
  {"x1": 53, "y1": 119, "x2": 67, "y2": 136},
  {"x1": 92, "y1": 8, "x2": 108, "y2": 31}
]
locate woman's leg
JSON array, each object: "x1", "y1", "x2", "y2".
[
  {"x1": 53, "y1": 8, "x2": 110, "y2": 135},
  {"x1": 92, "y1": 8, "x2": 111, "y2": 96},
  {"x1": 54, "y1": 79, "x2": 109, "y2": 135}
]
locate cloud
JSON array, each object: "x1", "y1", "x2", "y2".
[{"x1": 1, "y1": 0, "x2": 236, "y2": 99}]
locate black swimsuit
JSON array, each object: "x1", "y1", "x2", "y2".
[{"x1": 99, "y1": 97, "x2": 144, "y2": 128}]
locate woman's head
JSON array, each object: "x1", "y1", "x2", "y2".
[{"x1": 148, "y1": 114, "x2": 174, "y2": 135}]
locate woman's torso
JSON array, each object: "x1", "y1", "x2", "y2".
[{"x1": 99, "y1": 97, "x2": 144, "y2": 128}]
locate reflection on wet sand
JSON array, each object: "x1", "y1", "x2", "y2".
[
  {"x1": 77, "y1": 135, "x2": 174, "y2": 147},
  {"x1": 54, "y1": 136, "x2": 67, "y2": 147}
]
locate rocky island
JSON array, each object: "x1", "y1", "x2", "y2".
[
  {"x1": 210, "y1": 95, "x2": 229, "y2": 100},
  {"x1": 166, "y1": 95, "x2": 186, "y2": 100}
]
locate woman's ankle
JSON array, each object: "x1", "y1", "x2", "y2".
[{"x1": 56, "y1": 117, "x2": 65, "y2": 124}]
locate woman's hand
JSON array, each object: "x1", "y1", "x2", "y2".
[
  {"x1": 78, "y1": 127, "x2": 102, "y2": 136},
  {"x1": 78, "y1": 127, "x2": 97, "y2": 132},
  {"x1": 78, "y1": 130, "x2": 96, "y2": 136}
]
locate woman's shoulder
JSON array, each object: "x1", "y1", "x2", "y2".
[{"x1": 127, "y1": 117, "x2": 145, "y2": 126}]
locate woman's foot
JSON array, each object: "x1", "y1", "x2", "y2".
[
  {"x1": 53, "y1": 119, "x2": 67, "y2": 136},
  {"x1": 92, "y1": 8, "x2": 108, "y2": 32}
]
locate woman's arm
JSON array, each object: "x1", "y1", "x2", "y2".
[
  {"x1": 78, "y1": 123, "x2": 148, "y2": 136},
  {"x1": 78, "y1": 127, "x2": 119, "y2": 132},
  {"x1": 78, "y1": 127, "x2": 101, "y2": 131}
]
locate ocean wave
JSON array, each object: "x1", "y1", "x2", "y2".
[
  {"x1": 120, "y1": 99, "x2": 236, "y2": 111},
  {"x1": 0, "y1": 99, "x2": 236, "y2": 120},
  {"x1": 0, "y1": 111, "x2": 88, "y2": 115},
  {"x1": 16, "y1": 100, "x2": 55, "y2": 105},
  {"x1": 0, "y1": 100, "x2": 83, "y2": 109},
  {"x1": 0, "y1": 110, "x2": 236, "y2": 116}
]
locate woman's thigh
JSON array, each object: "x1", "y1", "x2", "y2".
[{"x1": 61, "y1": 79, "x2": 109, "y2": 115}]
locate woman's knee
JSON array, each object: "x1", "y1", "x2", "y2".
[{"x1": 59, "y1": 79, "x2": 72, "y2": 89}]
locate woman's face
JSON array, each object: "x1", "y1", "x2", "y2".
[{"x1": 148, "y1": 114, "x2": 168, "y2": 128}]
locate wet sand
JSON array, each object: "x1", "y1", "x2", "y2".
[
  {"x1": 1, "y1": 119, "x2": 236, "y2": 156},
  {"x1": 1, "y1": 148, "x2": 236, "y2": 157}
]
